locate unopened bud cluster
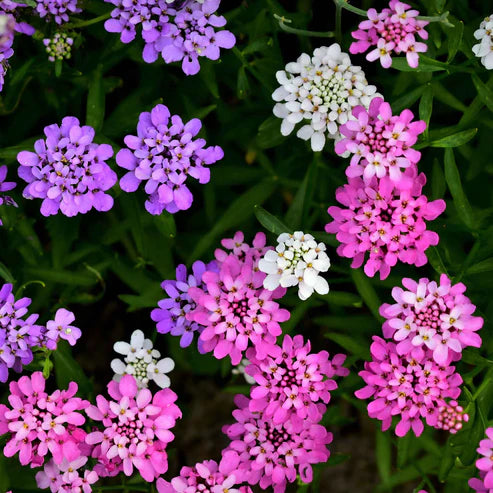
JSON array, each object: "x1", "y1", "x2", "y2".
[{"x1": 43, "y1": 33, "x2": 73, "y2": 62}]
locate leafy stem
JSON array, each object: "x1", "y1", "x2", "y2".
[
  {"x1": 63, "y1": 11, "x2": 111, "y2": 30},
  {"x1": 273, "y1": 14, "x2": 335, "y2": 38}
]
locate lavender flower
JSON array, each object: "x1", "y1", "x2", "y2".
[
  {"x1": 0, "y1": 13, "x2": 14, "y2": 50},
  {"x1": 17, "y1": 116, "x2": 117, "y2": 217},
  {"x1": 0, "y1": 165, "x2": 16, "y2": 224},
  {"x1": 34, "y1": 0, "x2": 81, "y2": 24},
  {"x1": 117, "y1": 104, "x2": 223, "y2": 214}
]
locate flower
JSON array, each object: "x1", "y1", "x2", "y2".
[
  {"x1": 187, "y1": 233, "x2": 290, "y2": 365},
  {"x1": 245, "y1": 334, "x2": 348, "y2": 424},
  {"x1": 335, "y1": 97, "x2": 426, "y2": 182},
  {"x1": 111, "y1": 329, "x2": 175, "y2": 389},
  {"x1": 0, "y1": 13, "x2": 14, "y2": 50},
  {"x1": 17, "y1": 117, "x2": 116, "y2": 217},
  {"x1": 469, "y1": 428, "x2": 493, "y2": 491},
  {"x1": 36, "y1": 457, "x2": 99, "y2": 492},
  {"x1": 43, "y1": 32, "x2": 73, "y2": 62},
  {"x1": 222, "y1": 394, "x2": 332, "y2": 492},
  {"x1": 355, "y1": 336, "x2": 463, "y2": 437},
  {"x1": 0, "y1": 372, "x2": 89, "y2": 467},
  {"x1": 0, "y1": 164, "x2": 17, "y2": 224},
  {"x1": 44, "y1": 308, "x2": 81, "y2": 347},
  {"x1": 117, "y1": 103, "x2": 223, "y2": 215},
  {"x1": 258, "y1": 231, "x2": 330, "y2": 300},
  {"x1": 34, "y1": 0, "x2": 81, "y2": 24},
  {"x1": 473, "y1": 15, "x2": 493, "y2": 69},
  {"x1": 272, "y1": 44, "x2": 380, "y2": 151},
  {"x1": 325, "y1": 170, "x2": 446, "y2": 280},
  {"x1": 104, "y1": 0, "x2": 235, "y2": 74},
  {"x1": 86, "y1": 374, "x2": 181, "y2": 482},
  {"x1": 434, "y1": 400, "x2": 469, "y2": 434},
  {"x1": 151, "y1": 261, "x2": 217, "y2": 350},
  {"x1": 0, "y1": 24, "x2": 13, "y2": 92},
  {"x1": 470, "y1": 474, "x2": 491, "y2": 493},
  {"x1": 350, "y1": 1, "x2": 428, "y2": 69},
  {"x1": 380, "y1": 275, "x2": 484, "y2": 364}
]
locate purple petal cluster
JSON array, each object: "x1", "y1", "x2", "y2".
[
  {"x1": 0, "y1": 13, "x2": 13, "y2": 92},
  {"x1": 34, "y1": 0, "x2": 81, "y2": 24},
  {"x1": 104, "y1": 0, "x2": 235, "y2": 75},
  {"x1": 0, "y1": 164, "x2": 17, "y2": 224},
  {"x1": 117, "y1": 104, "x2": 223, "y2": 215},
  {"x1": 17, "y1": 116, "x2": 117, "y2": 217}
]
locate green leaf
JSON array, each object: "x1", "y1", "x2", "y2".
[
  {"x1": 237, "y1": 66, "x2": 250, "y2": 99},
  {"x1": 431, "y1": 158, "x2": 446, "y2": 200},
  {"x1": 86, "y1": 65, "x2": 105, "y2": 132},
  {"x1": 426, "y1": 246, "x2": 448, "y2": 275},
  {"x1": 319, "y1": 290, "x2": 362, "y2": 308},
  {"x1": 467, "y1": 257, "x2": 493, "y2": 275},
  {"x1": 444, "y1": 148, "x2": 476, "y2": 230},
  {"x1": 376, "y1": 431, "x2": 392, "y2": 487},
  {"x1": 0, "y1": 261, "x2": 15, "y2": 283},
  {"x1": 257, "y1": 116, "x2": 285, "y2": 149},
  {"x1": 153, "y1": 211, "x2": 177, "y2": 239},
  {"x1": 188, "y1": 179, "x2": 277, "y2": 262},
  {"x1": 55, "y1": 59, "x2": 63, "y2": 78},
  {"x1": 438, "y1": 440, "x2": 456, "y2": 482},
  {"x1": 23, "y1": 267, "x2": 100, "y2": 286},
  {"x1": 427, "y1": 128, "x2": 477, "y2": 148},
  {"x1": 254, "y1": 205, "x2": 291, "y2": 235},
  {"x1": 199, "y1": 61, "x2": 219, "y2": 99},
  {"x1": 391, "y1": 56, "x2": 447, "y2": 72},
  {"x1": 324, "y1": 332, "x2": 370, "y2": 359},
  {"x1": 350, "y1": 269, "x2": 382, "y2": 321},
  {"x1": 419, "y1": 85, "x2": 433, "y2": 139},
  {"x1": 53, "y1": 341, "x2": 92, "y2": 397},
  {"x1": 447, "y1": 20, "x2": 464, "y2": 62},
  {"x1": 472, "y1": 74, "x2": 493, "y2": 113},
  {"x1": 397, "y1": 433, "x2": 411, "y2": 469}
]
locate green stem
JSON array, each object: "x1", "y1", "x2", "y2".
[
  {"x1": 417, "y1": 11, "x2": 453, "y2": 26},
  {"x1": 273, "y1": 14, "x2": 334, "y2": 38},
  {"x1": 63, "y1": 11, "x2": 111, "y2": 29},
  {"x1": 334, "y1": 1, "x2": 342, "y2": 43},
  {"x1": 333, "y1": 0, "x2": 367, "y2": 17}
]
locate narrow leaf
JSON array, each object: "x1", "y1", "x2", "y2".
[
  {"x1": 86, "y1": 65, "x2": 105, "y2": 132},
  {"x1": 254, "y1": 205, "x2": 291, "y2": 235},
  {"x1": 428, "y1": 128, "x2": 477, "y2": 148},
  {"x1": 350, "y1": 269, "x2": 382, "y2": 321},
  {"x1": 257, "y1": 116, "x2": 285, "y2": 149},
  {"x1": 472, "y1": 74, "x2": 493, "y2": 112}
]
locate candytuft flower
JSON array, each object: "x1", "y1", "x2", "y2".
[
  {"x1": 380, "y1": 275, "x2": 484, "y2": 364},
  {"x1": 36, "y1": 457, "x2": 99, "y2": 492},
  {"x1": 34, "y1": 0, "x2": 81, "y2": 24},
  {"x1": 258, "y1": 232, "x2": 330, "y2": 300},
  {"x1": 473, "y1": 15, "x2": 493, "y2": 69},
  {"x1": 111, "y1": 329, "x2": 175, "y2": 389},
  {"x1": 325, "y1": 170, "x2": 446, "y2": 280},
  {"x1": 434, "y1": 400, "x2": 469, "y2": 434},
  {"x1": 43, "y1": 32, "x2": 73, "y2": 62},
  {"x1": 272, "y1": 44, "x2": 380, "y2": 151},
  {"x1": 17, "y1": 117, "x2": 116, "y2": 217},
  {"x1": 0, "y1": 164, "x2": 17, "y2": 224},
  {"x1": 350, "y1": 1, "x2": 428, "y2": 69},
  {"x1": 469, "y1": 428, "x2": 493, "y2": 491},
  {"x1": 117, "y1": 104, "x2": 223, "y2": 215},
  {"x1": 44, "y1": 308, "x2": 81, "y2": 347}
]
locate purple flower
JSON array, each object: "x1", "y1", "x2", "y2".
[
  {"x1": 0, "y1": 164, "x2": 17, "y2": 224},
  {"x1": 117, "y1": 104, "x2": 223, "y2": 215},
  {"x1": 17, "y1": 116, "x2": 117, "y2": 217},
  {"x1": 45, "y1": 308, "x2": 81, "y2": 347},
  {"x1": 0, "y1": 13, "x2": 15, "y2": 51},
  {"x1": 34, "y1": 0, "x2": 81, "y2": 24}
]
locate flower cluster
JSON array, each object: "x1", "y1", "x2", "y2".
[
  {"x1": 325, "y1": 171, "x2": 446, "y2": 279},
  {"x1": 0, "y1": 13, "x2": 13, "y2": 91},
  {"x1": 434, "y1": 400, "x2": 468, "y2": 434},
  {"x1": 272, "y1": 43, "x2": 380, "y2": 151},
  {"x1": 473, "y1": 15, "x2": 493, "y2": 70},
  {"x1": 335, "y1": 97, "x2": 426, "y2": 183},
  {"x1": 350, "y1": 1, "x2": 428, "y2": 68},
  {"x1": 469, "y1": 428, "x2": 493, "y2": 492},
  {"x1": 34, "y1": 0, "x2": 81, "y2": 24},
  {"x1": 355, "y1": 336, "x2": 463, "y2": 437},
  {"x1": 0, "y1": 164, "x2": 17, "y2": 224},
  {"x1": 151, "y1": 261, "x2": 217, "y2": 349},
  {"x1": 17, "y1": 116, "x2": 117, "y2": 217},
  {"x1": 258, "y1": 231, "x2": 330, "y2": 300},
  {"x1": 111, "y1": 329, "x2": 175, "y2": 389},
  {"x1": 86, "y1": 374, "x2": 181, "y2": 481},
  {"x1": 43, "y1": 32, "x2": 73, "y2": 62},
  {"x1": 0, "y1": 372, "x2": 89, "y2": 467},
  {"x1": 117, "y1": 104, "x2": 223, "y2": 215},
  {"x1": 380, "y1": 275, "x2": 484, "y2": 364},
  {"x1": 104, "y1": 0, "x2": 235, "y2": 75}
]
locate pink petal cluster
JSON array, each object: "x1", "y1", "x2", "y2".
[
  {"x1": 0, "y1": 372, "x2": 89, "y2": 467},
  {"x1": 85, "y1": 374, "x2": 181, "y2": 482},
  {"x1": 434, "y1": 400, "x2": 468, "y2": 434},
  {"x1": 222, "y1": 394, "x2": 332, "y2": 493},
  {"x1": 156, "y1": 453, "x2": 252, "y2": 493},
  {"x1": 355, "y1": 336, "x2": 463, "y2": 437},
  {"x1": 380, "y1": 275, "x2": 483, "y2": 364},
  {"x1": 350, "y1": 1, "x2": 428, "y2": 68},
  {"x1": 335, "y1": 97, "x2": 425, "y2": 183},
  {"x1": 187, "y1": 232, "x2": 290, "y2": 365},
  {"x1": 36, "y1": 457, "x2": 98, "y2": 493},
  {"x1": 325, "y1": 171, "x2": 446, "y2": 279},
  {"x1": 469, "y1": 428, "x2": 493, "y2": 492},
  {"x1": 245, "y1": 334, "x2": 348, "y2": 424}
]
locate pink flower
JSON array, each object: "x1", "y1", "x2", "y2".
[
  {"x1": 45, "y1": 308, "x2": 81, "y2": 346},
  {"x1": 470, "y1": 428, "x2": 493, "y2": 491},
  {"x1": 434, "y1": 400, "x2": 469, "y2": 434},
  {"x1": 350, "y1": 1, "x2": 429, "y2": 68},
  {"x1": 245, "y1": 334, "x2": 348, "y2": 424},
  {"x1": 187, "y1": 232, "x2": 290, "y2": 365},
  {"x1": 85, "y1": 375, "x2": 181, "y2": 482},
  {"x1": 336, "y1": 97, "x2": 426, "y2": 183},
  {"x1": 325, "y1": 171, "x2": 446, "y2": 280},
  {"x1": 355, "y1": 336, "x2": 463, "y2": 437},
  {"x1": 0, "y1": 372, "x2": 89, "y2": 468},
  {"x1": 222, "y1": 394, "x2": 332, "y2": 492},
  {"x1": 36, "y1": 457, "x2": 99, "y2": 492},
  {"x1": 380, "y1": 275, "x2": 483, "y2": 364}
]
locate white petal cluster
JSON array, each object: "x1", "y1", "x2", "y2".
[
  {"x1": 111, "y1": 329, "x2": 175, "y2": 389},
  {"x1": 258, "y1": 231, "x2": 330, "y2": 300},
  {"x1": 272, "y1": 43, "x2": 380, "y2": 152},
  {"x1": 473, "y1": 15, "x2": 493, "y2": 69},
  {"x1": 232, "y1": 358, "x2": 256, "y2": 385}
]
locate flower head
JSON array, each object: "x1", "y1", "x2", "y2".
[
  {"x1": 469, "y1": 428, "x2": 493, "y2": 491},
  {"x1": 34, "y1": 0, "x2": 81, "y2": 24},
  {"x1": 325, "y1": 171, "x2": 446, "y2": 280},
  {"x1": 272, "y1": 44, "x2": 380, "y2": 151},
  {"x1": 0, "y1": 164, "x2": 17, "y2": 224},
  {"x1": 43, "y1": 32, "x2": 73, "y2": 62},
  {"x1": 434, "y1": 400, "x2": 469, "y2": 434},
  {"x1": 355, "y1": 336, "x2": 463, "y2": 437},
  {"x1": 351, "y1": 1, "x2": 428, "y2": 68},
  {"x1": 17, "y1": 117, "x2": 116, "y2": 217},
  {"x1": 111, "y1": 329, "x2": 175, "y2": 389},
  {"x1": 258, "y1": 232, "x2": 330, "y2": 300},
  {"x1": 44, "y1": 308, "x2": 81, "y2": 347},
  {"x1": 472, "y1": 15, "x2": 493, "y2": 70},
  {"x1": 117, "y1": 104, "x2": 223, "y2": 215},
  {"x1": 335, "y1": 97, "x2": 426, "y2": 183},
  {"x1": 0, "y1": 13, "x2": 14, "y2": 51}
]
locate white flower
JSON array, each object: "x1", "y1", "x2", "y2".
[
  {"x1": 111, "y1": 329, "x2": 175, "y2": 389},
  {"x1": 272, "y1": 44, "x2": 380, "y2": 152},
  {"x1": 232, "y1": 358, "x2": 256, "y2": 385},
  {"x1": 258, "y1": 231, "x2": 330, "y2": 300},
  {"x1": 472, "y1": 15, "x2": 493, "y2": 69}
]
